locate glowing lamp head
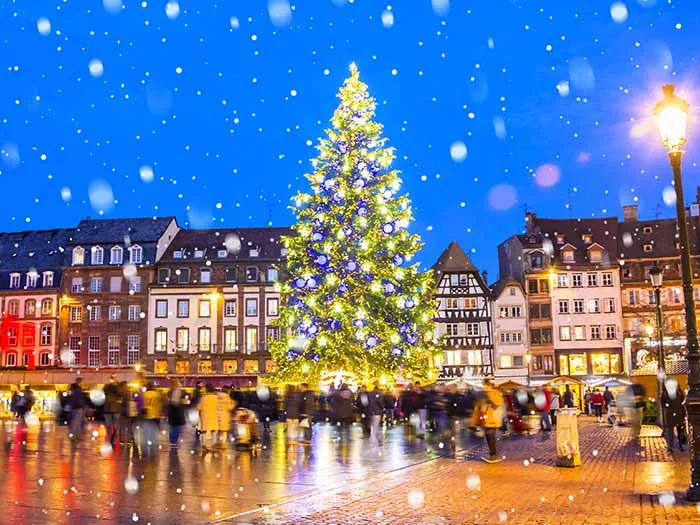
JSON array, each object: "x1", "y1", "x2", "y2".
[
  {"x1": 653, "y1": 84, "x2": 689, "y2": 152},
  {"x1": 649, "y1": 261, "x2": 663, "y2": 288},
  {"x1": 644, "y1": 322, "x2": 654, "y2": 338}
]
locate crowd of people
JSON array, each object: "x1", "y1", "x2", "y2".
[{"x1": 3, "y1": 375, "x2": 688, "y2": 459}]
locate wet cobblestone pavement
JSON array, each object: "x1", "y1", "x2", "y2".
[{"x1": 0, "y1": 418, "x2": 697, "y2": 524}]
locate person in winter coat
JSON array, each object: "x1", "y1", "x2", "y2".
[
  {"x1": 166, "y1": 379, "x2": 186, "y2": 447},
  {"x1": 603, "y1": 386, "x2": 614, "y2": 411},
  {"x1": 537, "y1": 387, "x2": 552, "y2": 431},
  {"x1": 661, "y1": 386, "x2": 687, "y2": 451},
  {"x1": 368, "y1": 383, "x2": 384, "y2": 445},
  {"x1": 142, "y1": 383, "x2": 163, "y2": 457},
  {"x1": 284, "y1": 384, "x2": 301, "y2": 442},
  {"x1": 475, "y1": 379, "x2": 505, "y2": 463},
  {"x1": 563, "y1": 386, "x2": 575, "y2": 408},
  {"x1": 103, "y1": 376, "x2": 123, "y2": 446},
  {"x1": 591, "y1": 389, "x2": 605, "y2": 423},
  {"x1": 198, "y1": 384, "x2": 219, "y2": 452},
  {"x1": 68, "y1": 377, "x2": 88, "y2": 440},
  {"x1": 383, "y1": 389, "x2": 396, "y2": 427},
  {"x1": 333, "y1": 383, "x2": 354, "y2": 440},
  {"x1": 355, "y1": 385, "x2": 371, "y2": 436},
  {"x1": 549, "y1": 390, "x2": 560, "y2": 427},
  {"x1": 216, "y1": 388, "x2": 236, "y2": 447},
  {"x1": 299, "y1": 383, "x2": 316, "y2": 443}
]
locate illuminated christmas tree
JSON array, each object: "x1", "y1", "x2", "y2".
[{"x1": 271, "y1": 64, "x2": 438, "y2": 385}]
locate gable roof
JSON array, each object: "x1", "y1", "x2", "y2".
[
  {"x1": 70, "y1": 217, "x2": 176, "y2": 245},
  {"x1": 617, "y1": 217, "x2": 700, "y2": 260},
  {"x1": 490, "y1": 277, "x2": 524, "y2": 300},
  {"x1": 0, "y1": 229, "x2": 72, "y2": 271},
  {"x1": 432, "y1": 241, "x2": 478, "y2": 273}
]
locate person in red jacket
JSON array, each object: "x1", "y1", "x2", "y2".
[
  {"x1": 537, "y1": 387, "x2": 553, "y2": 431},
  {"x1": 591, "y1": 389, "x2": 605, "y2": 423}
]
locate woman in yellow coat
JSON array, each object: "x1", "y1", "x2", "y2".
[
  {"x1": 474, "y1": 379, "x2": 504, "y2": 463},
  {"x1": 216, "y1": 388, "x2": 236, "y2": 447},
  {"x1": 197, "y1": 385, "x2": 219, "y2": 451}
]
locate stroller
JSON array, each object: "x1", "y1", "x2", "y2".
[{"x1": 233, "y1": 407, "x2": 261, "y2": 450}]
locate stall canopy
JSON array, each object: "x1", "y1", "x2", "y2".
[
  {"x1": 591, "y1": 377, "x2": 632, "y2": 388},
  {"x1": 145, "y1": 375, "x2": 258, "y2": 389},
  {"x1": 498, "y1": 380, "x2": 526, "y2": 391},
  {"x1": 546, "y1": 376, "x2": 585, "y2": 387}
]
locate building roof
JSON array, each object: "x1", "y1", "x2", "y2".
[
  {"x1": 0, "y1": 228, "x2": 72, "y2": 290},
  {"x1": 617, "y1": 217, "x2": 700, "y2": 260},
  {"x1": 432, "y1": 241, "x2": 479, "y2": 273},
  {"x1": 490, "y1": 277, "x2": 523, "y2": 300},
  {"x1": 161, "y1": 227, "x2": 293, "y2": 262},
  {"x1": 630, "y1": 359, "x2": 688, "y2": 376},
  {"x1": 69, "y1": 217, "x2": 176, "y2": 245}
]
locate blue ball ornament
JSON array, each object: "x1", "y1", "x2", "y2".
[
  {"x1": 366, "y1": 335, "x2": 378, "y2": 348},
  {"x1": 352, "y1": 318, "x2": 366, "y2": 328},
  {"x1": 337, "y1": 283, "x2": 348, "y2": 295},
  {"x1": 286, "y1": 350, "x2": 298, "y2": 359},
  {"x1": 346, "y1": 261, "x2": 358, "y2": 272},
  {"x1": 315, "y1": 254, "x2": 329, "y2": 267},
  {"x1": 295, "y1": 277, "x2": 307, "y2": 289},
  {"x1": 391, "y1": 347, "x2": 404, "y2": 357},
  {"x1": 307, "y1": 277, "x2": 318, "y2": 288},
  {"x1": 393, "y1": 254, "x2": 404, "y2": 266},
  {"x1": 312, "y1": 231, "x2": 325, "y2": 242},
  {"x1": 404, "y1": 297, "x2": 416, "y2": 309},
  {"x1": 328, "y1": 319, "x2": 341, "y2": 330},
  {"x1": 383, "y1": 222, "x2": 395, "y2": 234},
  {"x1": 384, "y1": 282, "x2": 396, "y2": 295},
  {"x1": 310, "y1": 353, "x2": 320, "y2": 362},
  {"x1": 353, "y1": 178, "x2": 366, "y2": 188}
]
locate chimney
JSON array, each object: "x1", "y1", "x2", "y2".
[
  {"x1": 482, "y1": 270, "x2": 488, "y2": 284},
  {"x1": 525, "y1": 212, "x2": 536, "y2": 234},
  {"x1": 622, "y1": 205, "x2": 638, "y2": 222}
]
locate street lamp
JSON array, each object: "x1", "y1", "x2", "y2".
[
  {"x1": 653, "y1": 84, "x2": 700, "y2": 501},
  {"x1": 648, "y1": 262, "x2": 665, "y2": 428}
]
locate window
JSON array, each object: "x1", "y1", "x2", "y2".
[
  {"x1": 591, "y1": 325, "x2": 601, "y2": 340},
  {"x1": 557, "y1": 274, "x2": 568, "y2": 287},
  {"x1": 224, "y1": 327, "x2": 238, "y2": 352},
  {"x1": 447, "y1": 298, "x2": 459, "y2": 310},
  {"x1": 673, "y1": 288, "x2": 682, "y2": 304},
  {"x1": 573, "y1": 299, "x2": 584, "y2": 314},
  {"x1": 643, "y1": 244, "x2": 653, "y2": 253},
  {"x1": 589, "y1": 248, "x2": 602, "y2": 263},
  {"x1": 177, "y1": 299, "x2": 189, "y2": 318},
  {"x1": 26, "y1": 272, "x2": 38, "y2": 288},
  {"x1": 583, "y1": 233, "x2": 592, "y2": 244},
  {"x1": 572, "y1": 274, "x2": 583, "y2": 287},
  {"x1": 562, "y1": 249, "x2": 575, "y2": 263},
  {"x1": 175, "y1": 361, "x2": 190, "y2": 374},
  {"x1": 591, "y1": 353, "x2": 612, "y2": 375},
  {"x1": 6, "y1": 353, "x2": 16, "y2": 367},
  {"x1": 69, "y1": 306, "x2": 82, "y2": 322},
  {"x1": 40, "y1": 325, "x2": 52, "y2": 346},
  {"x1": 267, "y1": 268, "x2": 279, "y2": 282},
  {"x1": 128, "y1": 305, "x2": 141, "y2": 321},
  {"x1": 129, "y1": 277, "x2": 142, "y2": 293},
  {"x1": 89, "y1": 277, "x2": 102, "y2": 293},
  {"x1": 568, "y1": 354, "x2": 587, "y2": 375},
  {"x1": 446, "y1": 323, "x2": 458, "y2": 336},
  {"x1": 223, "y1": 360, "x2": 238, "y2": 373},
  {"x1": 108, "y1": 336, "x2": 120, "y2": 365},
  {"x1": 24, "y1": 299, "x2": 37, "y2": 317},
  {"x1": 246, "y1": 267, "x2": 258, "y2": 282},
  {"x1": 92, "y1": 246, "x2": 104, "y2": 265},
  {"x1": 158, "y1": 268, "x2": 170, "y2": 284},
  {"x1": 173, "y1": 250, "x2": 183, "y2": 259},
  {"x1": 267, "y1": 298, "x2": 279, "y2": 317},
  {"x1": 42, "y1": 271, "x2": 54, "y2": 287},
  {"x1": 127, "y1": 335, "x2": 140, "y2": 365},
  {"x1": 543, "y1": 356, "x2": 554, "y2": 374},
  {"x1": 246, "y1": 298, "x2": 258, "y2": 317},
  {"x1": 218, "y1": 249, "x2": 227, "y2": 258},
  {"x1": 509, "y1": 287, "x2": 516, "y2": 296},
  {"x1": 556, "y1": 233, "x2": 565, "y2": 245},
  {"x1": 9, "y1": 273, "x2": 20, "y2": 289},
  {"x1": 7, "y1": 327, "x2": 17, "y2": 346},
  {"x1": 69, "y1": 336, "x2": 81, "y2": 365},
  {"x1": 559, "y1": 326, "x2": 571, "y2": 341},
  {"x1": 622, "y1": 266, "x2": 632, "y2": 278},
  {"x1": 539, "y1": 279, "x2": 549, "y2": 293},
  {"x1": 88, "y1": 336, "x2": 100, "y2": 367},
  {"x1": 499, "y1": 332, "x2": 523, "y2": 344},
  {"x1": 176, "y1": 328, "x2": 189, "y2": 352},
  {"x1": 588, "y1": 299, "x2": 600, "y2": 313},
  {"x1": 529, "y1": 303, "x2": 551, "y2": 320},
  {"x1": 224, "y1": 300, "x2": 236, "y2": 317},
  {"x1": 628, "y1": 290, "x2": 639, "y2": 306},
  {"x1": 108, "y1": 305, "x2": 122, "y2": 321},
  {"x1": 199, "y1": 299, "x2": 211, "y2": 317},
  {"x1": 41, "y1": 299, "x2": 53, "y2": 316},
  {"x1": 244, "y1": 359, "x2": 259, "y2": 373},
  {"x1": 154, "y1": 360, "x2": 168, "y2": 374},
  {"x1": 558, "y1": 300, "x2": 569, "y2": 314},
  {"x1": 198, "y1": 327, "x2": 211, "y2": 351},
  {"x1": 587, "y1": 273, "x2": 598, "y2": 287},
  {"x1": 225, "y1": 268, "x2": 236, "y2": 282},
  {"x1": 71, "y1": 277, "x2": 83, "y2": 293},
  {"x1": 129, "y1": 245, "x2": 143, "y2": 264},
  {"x1": 23, "y1": 325, "x2": 34, "y2": 346},
  {"x1": 72, "y1": 246, "x2": 85, "y2": 265},
  {"x1": 604, "y1": 298, "x2": 615, "y2": 313},
  {"x1": 559, "y1": 355, "x2": 569, "y2": 375},
  {"x1": 500, "y1": 355, "x2": 525, "y2": 368},
  {"x1": 266, "y1": 326, "x2": 280, "y2": 342},
  {"x1": 155, "y1": 299, "x2": 168, "y2": 318},
  {"x1": 88, "y1": 305, "x2": 101, "y2": 321},
  {"x1": 574, "y1": 326, "x2": 586, "y2": 341},
  {"x1": 7, "y1": 300, "x2": 19, "y2": 316},
  {"x1": 198, "y1": 360, "x2": 213, "y2": 373},
  {"x1": 155, "y1": 328, "x2": 168, "y2": 353},
  {"x1": 530, "y1": 328, "x2": 552, "y2": 345},
  {"x1": 466, "y1": 323, "x2": 479, "y2": 336},
  {"x1": 39, "y1": 353, "x2": 51, "y2": 366},
  {"x1": 178, "y1": 268, "x2": 190, "y2": 284},
  {"x1": 500, "y1": 306, "x2": 521, "y2": 318},
  {"x1": 200, "y1": 268, "x2": 211, "y2": 284},
  {"x1": 602, "y1": 272, "x2": 613, "y2": 286},
  {"x1": 466, "y1": 350, "x2": 482, "y2": 365},
  {"x1": 194, "y1": 249, "x2": 204, "y2": 258},
  {"x1": 249, "y1": 248, "x2": 259, "y2": 258},
  {"x1": 528, "y1": 279, "x2": 539, "y2": 294},
  {"x1": 108, "y1": 276, "x2": 122, "y2": 293},
  {"x1": 245, "y1": 327, "x2": 258, "y2": 353},
  {"x1": 464, "y1": 297, "x2": 477, "y2": 308},
  {"x1": 110, "y1": 246, "x2": 123, "y2": 264},
  {"x1": 605, "y1": 325, "x2": 616, "y2": 340},
  {"x1": 530, "y1": 253, "x2": 543, "y2": 269}
]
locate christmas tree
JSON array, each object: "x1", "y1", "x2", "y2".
[{"x1": 271, "y1": 64, "x2": 437, "y2": 385}]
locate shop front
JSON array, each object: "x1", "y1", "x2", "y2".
[
  {"x1": 556, "y1": 349, "x2": 624, "y2": 378},
  {"x1": 630, "y1": 336, "x2": 686, "y2": 372}
]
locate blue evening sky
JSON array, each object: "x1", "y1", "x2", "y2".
[{"x1": 1, "y1": 0, "x2": 698, "y2": 278}]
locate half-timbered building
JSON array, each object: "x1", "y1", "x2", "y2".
[{"x1": 433, "y1": 241, "x2": 494, "y2": 381}]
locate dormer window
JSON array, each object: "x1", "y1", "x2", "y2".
[
  {"x1": 72, "y1": 246, "x2": 85, "y2": 266},
  {"x1": 110, "y1": 246, "x2": 123, "y2": 264},
  {"x1": 42, "y1": 271, "x2": 54, "y2": 287},
  {"x1": 26, "y1": 272, "x2": 38, "y2": 288},
  {"x1": 91, "y1": 246, "x2": 104, "y2": 265},
  {"x1": 562, "y1": 248, "x2": 575, "y2": 263},
  {"x1": 530, "y1": 253, "x2": 543, "y2": 269},
  {"x1": 246, "y1": 267, "x2": 258, "y2": 282},
  {"x1": 129, "y1": 245, "x2": 143, "y2": 264},
  {"x1": 173, "y1": 250, "x2": 183, "y2": 259},
  {"x1": 250, "y1": 248, "x2": 259, "y2": 257},
  {"x1": 556, "y1": 233, "x2": 565, "y2": 245},
  {"x1": 583, "y1": 233, "x2": 592, "y2": 244},
  {"x1": 9, "y1": 273, "x2": 20, "y2": 289},
  {"x1": 194, "y1": 249, "x2": 204, "y2": 258},
  {"x1": 218, "y1": 249, "x2": 227, "y2": 258},
  {"x1": 643, "y1": 244, "x2": 653, "y2": 253},
  {"x1": 643, "y1": 226, "x2": 653, "y2": 234}
]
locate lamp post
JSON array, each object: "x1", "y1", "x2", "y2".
[
  {"x1": 653, "y1": 84, "x2": 700, "y2": 501},
  {"x1": 648, "y1": 262, "x2": 665, "y2": 428}
]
